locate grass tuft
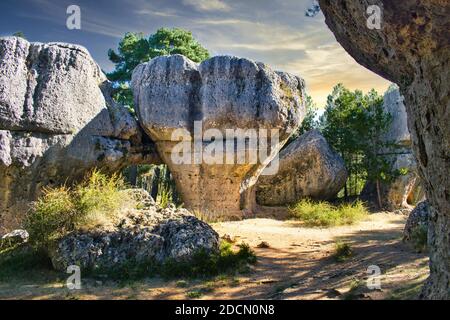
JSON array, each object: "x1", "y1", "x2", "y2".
[
  {"x1": 25, "y1": 169, "x2": 134, "y2": 248},
  {"x1": 289, "y1": 199, "x2": 368, "y2": 227},
  {"x1": 0, "y1": 245, "x2": 54, "y2": 282},
  {"x1": 333, "y1": 241, "x2": 354, "y2": 262},
  {"x1": 160, "y1": 241, "x2": 257, "y2": 279}
]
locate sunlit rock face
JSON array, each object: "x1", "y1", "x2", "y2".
[
  {"x1": 318, "y1": 0, "x2": 450, "y2": 299},
  {"x1": 256, "y1": 130, "x2": 348, "y2": 206},
  {"x1": 361, "y1": 86, "x2": 424, "y2": 210},
  {"x1": 49, "y1": 192, "x2": 220, "y2": 273},
  {"x1": 132, "y1": 55, "x2": 306, "y2": 220},
  {"x1": 0, "y1": 37, "x2": 159, "y2": 233}
]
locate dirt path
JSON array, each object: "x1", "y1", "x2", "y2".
[{"x1": 0, "y1": 212, "x2": 428, "y2": 300}]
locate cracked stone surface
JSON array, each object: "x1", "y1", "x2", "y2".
[
  {"x1": 132, "y1": 55, "x2": 306, "y2": 219},
  {"x1": 256, "y1": 130, "x2": 348, "y2": 206},
  {"x1": 319, "y1": 0, "x2": 449, "y2": 299},
  {"x1": 0, "y1": 37, "x2": 160, "y2": 234}
]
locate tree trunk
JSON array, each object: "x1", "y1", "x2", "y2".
[
  {"x1": 128, "y1": 165, "x2": 138, "y2": 186},
  {"x1": 376, "y1": 179, "x2": 382, "y2": 210},
  {"x1": 150, "y1": 166, "x2": 160, "y2": 200}
]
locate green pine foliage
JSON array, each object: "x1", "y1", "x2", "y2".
[
  {"x1": 319, "y1": 84, "x2": 397, "y2": 198},
  {"x1": 107, "y1": 28, "x2": 210, "y2": 108}
]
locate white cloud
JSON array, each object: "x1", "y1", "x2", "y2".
[{"x1": 182, "y1": 0, "x2": 231, "y2": 12}]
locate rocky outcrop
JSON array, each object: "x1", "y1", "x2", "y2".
[
  {"x1": 361, "y1": 86, "x2": 424, "y2": 210},
  {"x1": 255, "y1": 130, "x2": 347, "y2": 206},
  {"x1": 48, "y1": 196, "x2": 219, "y2": 272},
  {"x1": 132, "y1": 55, "x2": 306, "y2": 219},
  {"x1": 319, "y1": 0, "x2": 450, "y2": 299},
  {"x1": 0, "y1": 229, "x2": 29, "y2": 248},
  {"x1": 403, "y1": 200, "x2": 430, "y2": 242},
  {"x1": 0, "y1": 37, "x2": 160, "y2": 234}
]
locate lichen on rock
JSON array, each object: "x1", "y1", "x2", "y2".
[
  {"x1": 48, "y1": 191, "x2": 219, "y2": 273},
  {"x1": 255, "y1": 130, "x2": 348, "y2": 206},
  {"x1": 132, "y1": 55, "x2": 306, "y2": 219}
]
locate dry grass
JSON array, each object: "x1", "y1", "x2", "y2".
[
  {"x1": 289, "y1": 199, "x2": 369, "y2": 227},
  {"x1": 25, "y1": 169, "x2": 135, "y2": 247}
]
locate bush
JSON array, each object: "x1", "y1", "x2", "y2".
[
  {"x1": 289, "y1": 199, "x2": 368, "y2": 227},
  {"x1": 333, "y1": 241, "x2": 354, "y2": 262},
  {"x1": 74, "y1": 170, "x2": 131, "y2": 229},
  {"x1": 160, "y1": 241, "x2": 257, "y2": 279},
  {"x1": 0, "y1": 246, "x2": 52, "y2": 282},
  {"x1": 25, "y1": 170, "x2": 133, "y2": 247}
]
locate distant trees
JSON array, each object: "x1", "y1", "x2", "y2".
[
  {"x1": 107, "y1": 28, "x2": 209, "y2": 193},
  {"x1": 286, "y1": 95, "x2": 318, "y2": 146},
  {"x1": 319, "y1": 84, "x2": 396, "y2": 203},
  {"x1": 107, "y1": 28, "x2": 210, "y2": 109},
  {"x1": 13, "y1": 31, "x2": 26, "y2": 39}
]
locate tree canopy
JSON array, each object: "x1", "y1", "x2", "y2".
[
  {"x1": 107, "y1": 28, "x2": 210, "y2": 108},
  {"x1": 319, "y1": 84, "x2": 396, "y2": 200}
]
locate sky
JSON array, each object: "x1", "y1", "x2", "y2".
[{"x1": 0, "y1": 0, "x2": 391, "y2": 108}]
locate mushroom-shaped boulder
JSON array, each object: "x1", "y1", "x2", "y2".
[{"x1": 132, "y1": 55, "x2": 306, "y2": 219}]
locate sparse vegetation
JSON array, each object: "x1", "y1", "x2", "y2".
[
  {"x1": 176, "y1": 280, "x2": 188, "y2": 288},
  {"x1": 333, "y1": 241, "x2": 354, "y2": 262},
  {"x1": 85, "y1": 241, "x2": 256, "y2": 281},
  {"x1": 0, "y1": 246, "x2": 53, "y2": 282},
  {"x1": 160, "y1": 241, "x2": 256, "y2": 279},
  {"x1": 25, "y1": 170, "x2": 133, "y2": 248},
  {"x1": 342, "y1": 278, "x2": 365, "y2": 300},
  {"x1": 157, "y1": 182, "x2": 173, "y2": 209},
  {"x1": 186, "y1": 290, "x2": 204, "y2": 299},
  {"x1": 290, "y1": 199, "x2": 368, "y2": 227},
  {"x1": 388, "y1": 276, "x2": 426, "y2": 300}
]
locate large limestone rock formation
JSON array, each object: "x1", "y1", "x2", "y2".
[
  {"x1": 319, "y1": 0, "x2": 450, "y2": 299},
  {"x1": 361, "y1": 86, "x2": 424, "y2": 210},
  {"x1": 0, "y1": 37, "x2": 160, "y2": 234},
  {"x1": 132, "y1": 55, "x2": 306, "y2": 219},
  {"x1": 256, "y1": 130, "x2": 347, "y2": 206}
]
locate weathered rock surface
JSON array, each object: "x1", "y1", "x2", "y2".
[
  {"x1": 382, "y1": 86, "x2": 410, "y2": 146},
  {"x1": 319, "y1": 0, "x2": 450, "y2": 299},
  {"x1": 48, "y1": 196, "x2": 219, "y2": 272},
  {"x1": 361, "y1": 86, "x2": 424, "y2": 210},
  {"x1": 0, "y1": 229, "x2": 29, "y2": 248},
  {"x1": 132, "y1": 55, "x2": 306, "y2": 219},
  {"x1": 403, "y1": 200, "x2": 430, "y2": 242},
  {"x1": 0, "y1": 37, "x2": 160, "y2": 234},
  {"x1": 255, "y1": 130, "x2": 347, "y2": 206}
]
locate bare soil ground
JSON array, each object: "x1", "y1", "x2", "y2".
[{"x1": 0, "y1": 212, "x2": 428, "y2": 300}]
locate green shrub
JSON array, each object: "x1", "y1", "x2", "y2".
[
  {"x1": 74, "y1": 170, "x2": 131, "y2": 229},
  {"x1": 157, "y1": 182, "x2": 173, "y2": 209},
  {"x1": 186, "y1": 290, "x2": 203, "y2": 299},
  {"x1": 342, "y1": 278, "x2": 365, "y2": 300},
  {"x1": 87, "y1": 241, "x2": 257, "y2": 281},
  {"x1": 25, "y1": 186, "x2": 77, "y2": 246},
  {"x1": 160, "y1": 241, "x2": 257, "y2": 279},
  {"x1": 0, "y1": 246, "x2": 52, "y2": 282},
  {"x1": 333, "y1": 241, "x2": 354, "y2": 262},
  {"x1": 289, "y1": 199, "x2": 368, "y2": 227},
  {"x1": 25, "y1": 170, "x2": 133, "y2": 248}
]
